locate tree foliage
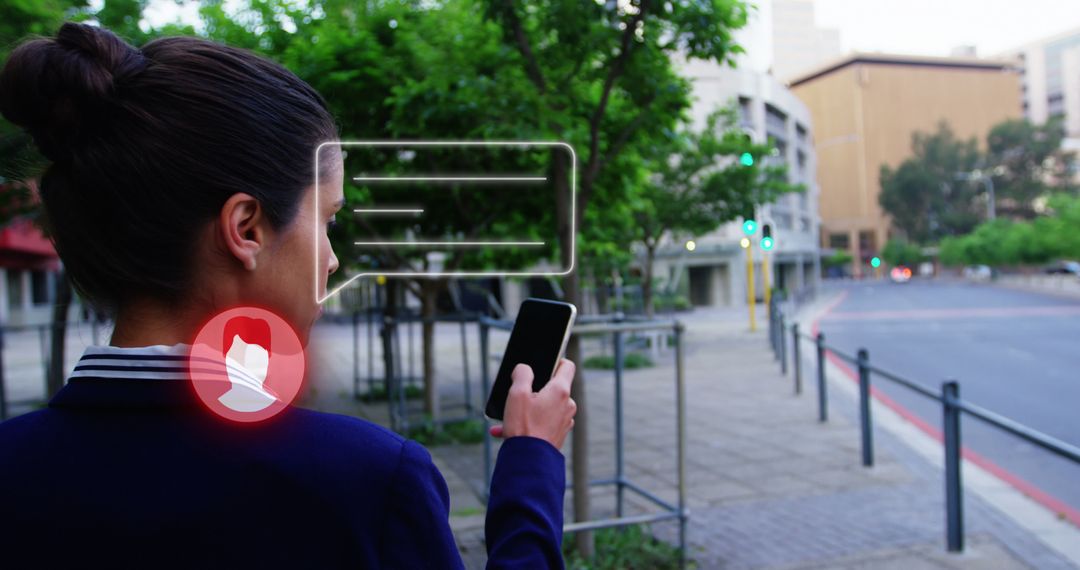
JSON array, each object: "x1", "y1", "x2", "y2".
[
  {"x1": 986, "y1": 117, "x2": 1077, "y2": 218},
  {"x1": 880, "y1": 238, "x2": 925, "y2": 268},
  {"x1": 939, "y1": 194, "x2": 1080, "y2": 267},
  {"x1": 632, "y1": 105, "x2": 798, "y2": 314},
  {"x1": 878, "y1": 122, "x2": 981, "y2": 244},
  {"x1": 880, "y1": 118, "x2": 1078, "y2": 245}
]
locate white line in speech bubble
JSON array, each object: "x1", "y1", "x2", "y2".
[{"x1": 314, "y1": 141, "x2": 577, "y2": 305}]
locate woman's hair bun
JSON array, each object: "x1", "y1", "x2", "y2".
[{"x1": 0, "y1": 22, "x2": 147, "y2": 162}]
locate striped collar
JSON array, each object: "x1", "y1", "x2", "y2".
[
  {"x1": 70, "y1": 344, "x2": 272, "y2": 390},
  {"x1": 71, "y1": 344, "x2": 193, "y2": 381}
]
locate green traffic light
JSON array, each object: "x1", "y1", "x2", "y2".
[
  {"x1": 742, "y1": 220, "x2": 757, "y2": 236},
  {"x1": 740, "y1": 152, "x2": 754, "y2": 166},
  {"x1": 870, "y1": 257, "x2": 881, "y2": 268},
  {"x1": 761, "y1": 236, "x2": 774, "y2": 251}
]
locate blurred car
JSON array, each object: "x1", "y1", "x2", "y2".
[
  {"x1": 889, "y1": 266, "x2": 912, "y2": 283},
  {"x1": 963, "y1": 265, "x2": 993, "y2": 282},
  {"x1": 1044, "y1": 260, "x2": 1080, "y2": 276}
]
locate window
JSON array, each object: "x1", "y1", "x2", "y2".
[
  {"x1": 765, "y1": 104, "x2": 787, "y2": 138},
  {"x1": 858, "y1": 230, "x2": 877, "y2": 256},
  {"x1": 31, "y1": 271, "x2": 50, "y2": 305},
  {"x1": 828, "y1": 233, "x2": 849, "y2": 249}
]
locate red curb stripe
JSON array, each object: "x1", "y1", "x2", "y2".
[{"x1": 810, "y1": 290, "x2": 1080, "y2": 527}]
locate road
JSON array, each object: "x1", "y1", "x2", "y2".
[{"x1": 816, "y1": 279, "x2": 1080, "y2": 519}]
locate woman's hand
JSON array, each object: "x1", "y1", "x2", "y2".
[{"x1": 489, "y1": 359, "x2": 577, "y2": 450}]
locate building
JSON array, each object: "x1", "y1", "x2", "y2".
[
  {"x1": 999, "y1": 27, "x2": 1080, "y2": 150},
  {"x1": 646, "y1": 55, "x2": 822, "y2": 308},
  {"x1": 789, "y1": 54, "x2": 1022, "y2": 275},
  {"x1": 0, "y1": 181, "x2": 64, "y2": 325},
  {"x1": 771, "y1": 0, "x2": 842, "y2": 82}
]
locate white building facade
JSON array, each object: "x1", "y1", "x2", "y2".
[
  {"x1": 646, "y1": 57, "x2": 823, "y2": 308},
  {"x1": 1000, "y1": 27, "x2": 1080, "y2": 150}
]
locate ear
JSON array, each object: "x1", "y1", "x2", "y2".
[{"x1": 219, "y1": 193, "x2": 266, "y2": 271}]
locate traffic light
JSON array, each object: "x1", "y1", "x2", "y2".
[
  {"x1": 870, "y1": 257, "x2": 881, "y2": 268},
  {"x1": 742, "y1": 219, "x2": 757, "y2": 236},
  {"x1": 740, "y1": 152, "x2": 754, "y2": 167},
  {"x1": 760, "y1": 223, "x2": 774, "y2": 251}
]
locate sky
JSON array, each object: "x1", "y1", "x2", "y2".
[
  {"x1": 812, "y1": 0, "x2": 1080, "y2": 57},
  {"x1": 137, "y1": 0, "x2": 1080, "y2": 58}
]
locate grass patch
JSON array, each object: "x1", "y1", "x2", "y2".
[
  {"x1": 359, "y1": 384, "x2": 423, "y2": 403},
  {"x1": 563, "y1": 524, "x2": 686, "y2": 569},
  {"x1": 583, "y1": 352, "x2": 654, "y2": 370},
  {"x1": 407, "y1": 418, "x2": 486, "y2": 446}
]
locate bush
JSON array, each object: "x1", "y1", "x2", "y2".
[
  {"x1": 563, "y1": 525, "x2": 685, "y2": 569},
  {"x1": 583, "y1": 352, "x2": 654, "y2": 370},
  {"x1": 360, "y1": 384, "x2": 422, "y2": 402},
  {"x1": 407, "y1": 418, "x2": 486, "y2": 446},
  {"x1": 823, "y1": 250, "x2": 853, "y2": 268},
  {"x1": 939, "y1": 194, "x2": 1080, "y2": 267},
  {"x1": 654, "y1": 294, "x2": 691, "y2": 312},
  {"x1": 881, "y1": 238, "x2": 925, "y2": 267}
]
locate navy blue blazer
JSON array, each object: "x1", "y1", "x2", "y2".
[{"x1": 0, "y1": 377, "x2": 566, "y2": 568}]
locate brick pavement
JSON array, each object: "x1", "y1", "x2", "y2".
[{"x1": 300, "y1": 304, "x2": 1078, "y2": 569}]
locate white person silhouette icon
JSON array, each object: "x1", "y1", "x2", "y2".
[{"x1": 189, "y1": 307, "x2": 306, "y2": 422}]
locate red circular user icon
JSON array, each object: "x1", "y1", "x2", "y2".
[{"x1": 189, "y1": 306, "x2": 306, "y2": 422}]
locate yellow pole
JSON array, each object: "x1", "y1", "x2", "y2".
[
  {"x1": 745, "y1": 241, "x2": 756, "y2": 332},
  {"x1": 762, "y1": 251, "x2": 771, "y2": 319}
]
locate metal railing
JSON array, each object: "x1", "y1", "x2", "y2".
[
  {"x1": 478, "y1": 314, "x2": 690, "y2": 568},
  {"x1": 348, "y1": 308, "x2": 483, "y2": 433},
  {"x1": 767, "y1": 298, "x2": 1080, "y2": 553},
  {"x1": 0, "y1": 318, "x2": 110, "y2": 420}
]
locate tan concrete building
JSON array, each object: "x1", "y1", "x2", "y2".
[{"x1": 789, "y1": 54, "x2": 1022, "y2": 276}]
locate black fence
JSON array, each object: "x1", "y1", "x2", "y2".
[{"x1": 767, "y1": 298, "x2": 1080, "y2": 553}]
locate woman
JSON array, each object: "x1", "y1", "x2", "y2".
[{"x1": 0, "y1": 22, "x2": 576, "y2": 568}]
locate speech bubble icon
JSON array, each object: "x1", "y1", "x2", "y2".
[{"x1": 315, "y1": 141, "x2": 576, "y2": 304}]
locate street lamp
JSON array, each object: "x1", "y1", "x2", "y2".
[{"x1": 955, "y1": 169, "x2": 1000, "y2": 221}]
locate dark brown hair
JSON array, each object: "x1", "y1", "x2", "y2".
[{"x1": 0, "y1": 22, "x2": 338, "y2": 312}]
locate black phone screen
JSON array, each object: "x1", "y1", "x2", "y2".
[{"x1": 485, "y1": 298, "x2": 576, "y2": 421}]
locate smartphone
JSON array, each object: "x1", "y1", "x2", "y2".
[{"x1": 485, "y1": 298, "x2": 577, "y2": 421}]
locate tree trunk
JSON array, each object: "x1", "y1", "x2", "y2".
[
  {"x1": 643, "y1": 242, "x2": 656, "y2": 318},
  {"x1": 46, "y1": 270, "x2": 72, "y2": 398},
  {"x1": 595, "y1": 272, "x2": 609, "y2": 315},
  {"x1": 554, "y1": 148, "x2": 594, "y2": 558},
  {"x1": 420, "y1": 279, "x2": 440, "y2": 423}
]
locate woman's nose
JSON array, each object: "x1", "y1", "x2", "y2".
[{"x1": 328, "y1": 249, "x2": 339, "y2": 276}]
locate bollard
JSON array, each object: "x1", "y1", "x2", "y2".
[
  {"x1": 792, "y1": 323, "x2": 802, "y2": 395},
  {"x1": 857, "y1": 348, "x2": 874, "y2": 467},
  {"x1": 779, "y1": 314, "x2": 787, "y2": 376},
  {"x1": 943, "y1": 380, "x2": 964, "y2": 552},
  {"x1": 352, "y1": 310, "x2": 360, "y2": 399},
  {"x1": 479, "y1": 320, "x2": 493, "y2": 492},
  {"x1": 816, "y1": 333, "x2": 828, "y2": 422}
]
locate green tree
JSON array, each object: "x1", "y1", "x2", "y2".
[
  {"x1": 880, "y1": 238, "x2": 924, "y2": 268},
  {"x1": 878, "y1": 122, "x2": 982, "y2": 244},
  {"x1": 633, "y1": 106, "x2": 797, "y2": 316},
  {"x1": 985, "y1": 117, "x2": 1077, "y2": 219},
  {"x1": 481, "y1": 1, "x2": 752, "y2": 551}
]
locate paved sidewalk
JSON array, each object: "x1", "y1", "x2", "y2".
[{"x1": 299, "y1": 303, "x2": 1078, "y2": 569}]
